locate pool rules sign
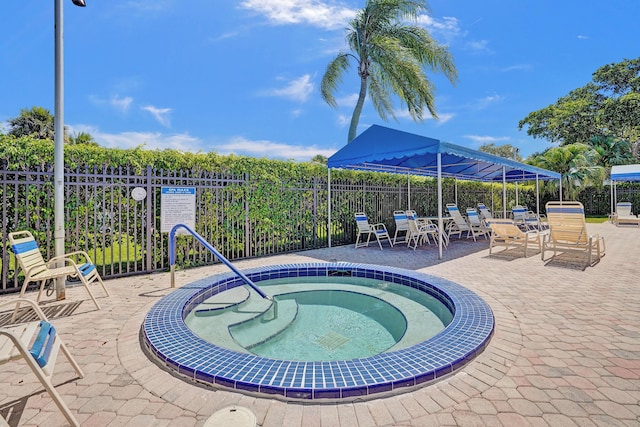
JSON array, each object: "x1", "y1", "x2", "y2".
[{"x1": 161, "y1": 187, "x2": 196, "y2": 233}]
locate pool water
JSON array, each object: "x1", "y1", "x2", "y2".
[
  {"x1": 249, "y1": 297, "x2": 398, "y2": 360},
  {"x1": 186, "y1": 277, "x2": 452, "y2": 361}
]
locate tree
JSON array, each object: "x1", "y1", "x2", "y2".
[
  {"x1": 68, "y1": 131, "x2": 98, "y2": 146},
  {"x1": 7, "y1": 106, "x2": 55, "y2": 140},
  {"x1": 588, "y1": 136, "x2": 632, "y2": 169},
  {"x1": 519, "y1": 57, "x2": 640, "y2": 158},
  {"x1": 321, "y1": 0, "x2": 457, "y2": 142},
  {"x1": 528, "y1": 144, "x2": 604, "y2": 200},
  {"x1": 478, "y1": 143, "x2": 523, "y2": 161},
  {"x1": 310, "y1": 154, "x2": 328, "y2": 165}
]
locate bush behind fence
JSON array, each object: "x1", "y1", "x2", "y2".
[{"x1": 1, "y1": 164, "x2": 638, "y2": 293}]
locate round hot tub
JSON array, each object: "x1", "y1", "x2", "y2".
[{"x1": 143, "y1": 262, "x2": 494, "y2": 401}]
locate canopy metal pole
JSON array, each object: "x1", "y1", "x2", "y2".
[
  {"x1": 407, "y1": 173, "x2": 411, "y2": 209},
  {"x1": 536, "y1": 173, "x2": 540, "y2": 216},
  {"x1": 609, "y1": 180, "x2": 615, "y2": 218},
  {"x1": 490, "y1": 182, "x2": 494, "y2": 214},
  {"x1": 437, "y1": 153, "x2": 443, "y2": 259},
  {"x1": 559, "y1": 176, "x2": 563, "y2": 202},
  {"x1": 454, "y1": 178, "x2": 458, "y2": 206},
  {"x1": 502, "y1": 167, "x2": 507, "y2": 218},
  {"x1": 327, "y1": 168, "x2": 332, "y2": 248}
]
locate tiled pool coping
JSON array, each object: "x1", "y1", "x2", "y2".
[{"x1": 142, "y1": 262, "x2": 494, "y2": 401}]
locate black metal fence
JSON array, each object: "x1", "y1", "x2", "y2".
[{"x1": 1, "y1": 165, "x2": 638, "y2": 293}]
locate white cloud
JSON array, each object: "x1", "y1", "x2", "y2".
[
  {"x1": 208, "y1": 31, "x2": 240, "y2": 43},
  {"x1": 110, "y1": 95, "x2": 133, "y2": 113},
  {"x1": 466, "y1": 39, "x2": 493, "y2": 54},
  {"x1": 217, "y1": 136, "x2": 337, "y2": 160},
  {"x1": 472, "y1": 94, "x2": 504, "y2": 110},
  {"x1": 141, "y1": 105, "x2": 172, "y2": 127},
  {"x1": 337, "y1": 114, "x2": 350, "y2": 127},
  {"x1": 394, "y1": 108, "x2": 454, "y2": 124},
  {"x1": 501, "y1": 64, "x2": 532, "y2": 72},
  {"x1": 70, "y1": 125, "x2": 336, "y2": 161},
  {"x1": 265, "y1": 74, "x2": 314, "y2": 102},
  {"x1": 577, "y1": 35, "x2": 589, "y2": 40},
  {"x1": 240, "y1": 0, "x2": 356, "y2": 30},
  {"x1": 70, "y1": 125, "x2": 200, "y2": 151},
  {"x1": 432, "y1": 112, "x2": 454, "y2": 124},
  {"x1": 464, "y1": 135, "x2": 510, "y2": 144},
  {"x1": 417, "y1": 15, "x2": 463, "y2": 42},
  {"x1": 336, "y1": 93, "x2": 359, "y2": 109}
]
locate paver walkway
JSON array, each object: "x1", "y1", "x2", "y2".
[{"x1": 1, "y1": 222, "x2": 639, "y2": 426}]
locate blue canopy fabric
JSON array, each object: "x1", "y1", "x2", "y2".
[
  {"x1": 328, "y1": 125, "x2": 561, "y2": 182},
  {"x1": 611, "y1": 164, "x2": 640, "y2": 182}
]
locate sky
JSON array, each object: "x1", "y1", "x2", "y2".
[{"x1": 1, "y1": 1, "x2": 638, "y2": 162}]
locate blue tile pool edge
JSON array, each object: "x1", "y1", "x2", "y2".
[{"x1": 142, "y1": 262, "x2": 495, "y2": 401}]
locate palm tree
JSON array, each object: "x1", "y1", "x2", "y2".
[
  {"x1": 321, "y1": 0, "x2": 457, "y2": 142},
  {"x1": 528, "y1": 144, "x2": 605, "y2": 200},
  {"x1": 588, "y1": 135, "x2": 633, "y2": 169},
  {"x1": 68, "y1": 131, "x2": 98, "y2": 146},
  {"x1": 7, "y1": 106, "x2": 55, "y2": 140}
]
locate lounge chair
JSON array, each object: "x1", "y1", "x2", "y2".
[
  {"x1": 465, "y1": 208, "x2": 491, "y2": 240},
  {"x1": 354, "y1": 213, "x2": 393, "y2": 250},
  {"x1": 445, "y1": 203, "x2": 474, "y2": 240},
  {"x1": 405, "y1": 210, "x2": 437, "y2": 250},
  {"x1": 445, "y1": 204, "x2": 486, "y2": 241},
  {"x1": 512, "y1": 205, "x2": 545, "y2": 231},
  {"x1": 392, "y1": 210, "x2": 410, "y2": 244},
  {"x1": 487, "y1": 219, "x2": 542, "y2": 257},
  {"x1": 9, "y1": 230, "x2": 109, "y2": 317},
  {"x1": 0, "y1": 299, "x2": 84, "y2": 427},
  {"x1": 477, "y1": 203, "x2": 493, "y2": 224},
  {"x1": 542, "y1": 201, "x2": 605, "y2": 266},
  {"x1": 614, "y1": 202, "x2": 640, "y2": 227}
]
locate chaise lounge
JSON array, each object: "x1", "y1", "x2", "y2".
[{"x1": 542, "y1": 201, "x2": 605, "y2": 267}]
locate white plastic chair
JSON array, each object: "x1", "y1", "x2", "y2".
[
  {"x1": 392, "y1": 210, "x2": 410, "y2": 244},
  {"x1": 405, "y1": 210, "x2": 437, "y2": 250},
  {"x1": 465, "y1": 208, "x2": 491, "y2": 240},
  {"x1": 354, "y1": 213, "x2": 393, "y2": 250},
  {"x1": 9, "y1": 230, "x2": 109, "y2": 319},
  {"x1": 445, "y1": 204, "x2": 477, "y2": 241},
  {"x1": 0, "y1": 299, "x2": 84, "y2": 427},
  {"x1": 477, "y1": 203, "x2": 493, "y2": 224}
]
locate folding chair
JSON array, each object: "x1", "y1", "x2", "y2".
[{"x1": 0, "y1": 299, "x2": 84, "y2": 427}]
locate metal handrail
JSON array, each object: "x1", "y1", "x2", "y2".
[{"x1": 169, "y1": 224, "x2": 271, "y2": 300}]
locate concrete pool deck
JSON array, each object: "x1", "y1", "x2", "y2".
[{"x1": 1, "y1": 222, "x2": 639, "y2": 426}]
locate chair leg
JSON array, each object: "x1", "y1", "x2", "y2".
[
  {"x1": 22, "y1": 347, "x2": 81, "y2": 427},
  {"x1": 374, "y1": 235, "x2": 383, "y2": 250},
  {"x1": 91, "y1": 274, "x2": 110, "y2": 297},
  {"x1": 78, "y1": 275, "x2": 102, "y2": 311},
  {"x1": 12, "y1": 278, "x2": 33, "y2": 321},
  {"x1": 36, "y1": 279, "x2": 47, "y2": 303}
]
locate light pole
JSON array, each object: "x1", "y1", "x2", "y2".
[{"x1": 54, "y1": 0, "x2": 86, "y2": 300}]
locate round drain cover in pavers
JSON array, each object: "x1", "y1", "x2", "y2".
[{"x1": 204, "y1": 405, "x2": 256, "y2": 427}]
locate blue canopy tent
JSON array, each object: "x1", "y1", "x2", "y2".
[
  {"x1": 610, "y1": 164, "x2": 640, "y2": 216},
  {"x1": 327, "y1": 125, "x2": 562, "y2": 258}
]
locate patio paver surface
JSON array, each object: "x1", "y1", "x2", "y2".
[{"x1": 1, "y1": 222, "x2": 639, "y2": 426}]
